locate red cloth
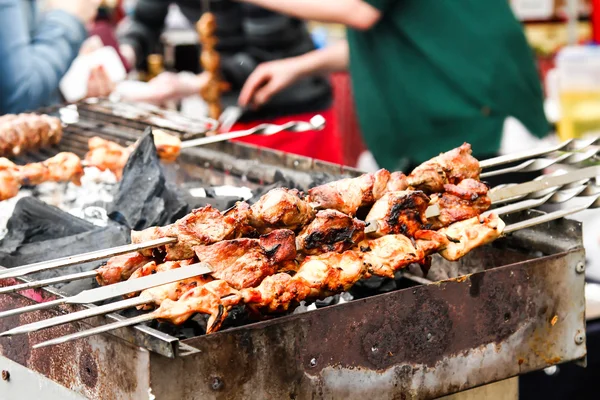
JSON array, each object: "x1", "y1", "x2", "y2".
[{"x1": 229, "y1": 107, "x2": 344, "y2": 165}]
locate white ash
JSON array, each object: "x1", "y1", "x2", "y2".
[{"x1": 0, "y1": 167, "x2": 117, "y2": 238}]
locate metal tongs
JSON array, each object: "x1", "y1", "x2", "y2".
[{"x1": 180, "y1": 114, "x2": 326, "y2": 148}]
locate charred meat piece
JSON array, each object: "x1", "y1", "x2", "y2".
[
  {"x1": 17, "y1": 163, "x2": 49, "y2": 185},
  {"x1": 428, "y1": 179, "x2": 491, "y2": 229},
  {"x1": 154, "y1": 280, "x2": 241, "y2": 333},
  {"x1": 385, "y1": 171, "x2": 409, "y2": 192},
  {"x1": 359, "y1": 235, "x2": 425, "y2": 279},
  {"x1": 308, "y1": 169, "x2": 391, "y2": 216},
  {"x1": 250, "y1": 188, "x2": 315, "y2": 233},
  {"x1": 133, "y1": 259, "x2": 203, "y2": 307},
  {"x1": 131, "y1": 203, "x2": 252, "y2": 260},
  {"x1": 193, "y1": 229, "x2": 297, "y2": 289},
  {"x1": 296, "y1": 210, "x2": 365, "y2": 255},
  {"x1": 84, "y1": 137, "x2": 131, "y2": 180},
  {"x1": 43, "y1": 152, "x2": 84, "y2": 185},
  {"x1": 438, "y1": 213, "x2": 505, "y2": 261},
  {"x1": 96, "y1": 252, "x2": 156, "y2": 286},
  {"x1": 0, "y1": 114, "x2": 62, "y2": 157},
  {"x1": 365, "y1": 190, "x2": 430, "y2": 238},
  {"x1": 0, "y1": 169, "x2": 19, "y2": 201},
  {"x1": 241, "y1": 250, "x2": 367, "y2": 314},
  {"x1": 407, "y1": 143, "x2": 480, "y2": 193},
  {"x1": 152, "y1": 129, "x2": 181, "y2": 162}
]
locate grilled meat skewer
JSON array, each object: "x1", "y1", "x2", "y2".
[
  {"x1": 0, "y1": 113, "x2": 62, "y2": 157},
  {"x1": 147, "y1": 213, "x2": 503, "y2": 330},
  {"x1": 0, "y1": 152, "x2": 84, "y2": 201}
]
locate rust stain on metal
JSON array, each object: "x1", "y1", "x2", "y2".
[
  {"x1": 518, "y1": 358, "x2": 525, "y2": 366},
  {"x1": 551, "y1": 315, "x2": 558, "y2": 326}
]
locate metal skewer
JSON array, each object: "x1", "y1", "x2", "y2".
[
  {"x1": 479, "y1": 137, "x2": 600, "y2": 170},
  {"x1": 480, "y1": 147, "x2": 600, "y2": 178},
  {"x1": 0, "y1": 270, "x2": 98, "y2": 295},
  {"x1": 0, "y1": 296, "x2": 150, "y2": 337},
  {"x1": 180, "y1": 115, "x2": 325, "y2": 148},
  {"x1": 0, "y1": 237, "x2": 176, "y2": 279},
  {"x1": 33, "y1": 313, "x2": 157, "y2": 349},
  {"x1": 0, "y1": 263, "x2": 212, "y2": 320}
]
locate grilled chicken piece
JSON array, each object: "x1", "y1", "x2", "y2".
[
  {"x1": 241, "y1": 251, "x2": 367, "y2": 314},
  {"x1": 407, "y1": 143, "x2": 480, "y2": 193},
  {"x1": 17, "y1": 163, "x2": 49, "y2": 185},
  {"x1": 84, "y1": 137, "x2": 131, "y2": 180},
  {"x1": 152, "y1": 129, "x2": 181, "y2": 162},
  {"x1": 385, "y1": 171, "x2": 409, "y2": 192},
  {"x1": 359, "y1": 235, "x2": 425, "y2": 279},
  {"x1": 43, "y1": 152, "x2": 84, "y2": 185},
  {"x1": 0, "y1": 170, "x2": 19, "y2": 201},
  {"x1": 154, "y1": 280, "x2": 240, "y2": 333},
  {"x1": 133, "y1": 259, "x2": 204, "y2": 308},
  {"x1": 438, "y1": 213, "x2": 505, "y2": 261},
  {"x1": 96, "y1": 252, "x2": 156, "y2": 286},
  {"x1": 365, "y1": 190, "x2": 430, "y2": 238},
  {"x1": 131, "y1": 203, "x2": 252, "y2": 260},
  {"x1": 250, "y1": 188, "x2": 315, "y2": 233},
  {"x1": 428, "y1": 179, "x2": 491, "y2": 229},
  {"x1": 307, "y1": 169, "x2": 391, "y2": 216},
  {"x1": 0, "y1": 114, "x2": 62, "y2": 157},
  {"x1": 193, "y1": 229, "x2": 297, "y2": 289},
  {"x1": 296, "y1": 210, "x2": 365, "y2": 256}
]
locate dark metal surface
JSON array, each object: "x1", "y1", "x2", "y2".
[
  {"x1": 147, "y1": 248, "x2": 585, "y2": 400},
  {"x1": 0, "y1": 293, "x2": 151, "y2": 399}
]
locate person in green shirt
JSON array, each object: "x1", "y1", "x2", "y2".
[{"x1": 236, "y1": 0, "x2": 550, "y2": 174}]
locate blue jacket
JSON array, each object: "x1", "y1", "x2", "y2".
[{"x1": 0, "y1": 0, "x2": 87, "y2": 114}]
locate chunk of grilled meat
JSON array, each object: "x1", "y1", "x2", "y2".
[
  {"x1": 365, "y1": 190, "x2": 430, "y2": 238},
  {"x1": 428, "y1": 179, "x2": 491, "y2": 229},
  {"x1": 84, "y1": 137, "x2": 131, "y2": 180},
  {"x1": 133, "y1": 259, "x2": 206, "y2": 309},
  {"x1": 242, "y1": 251, "x2": 367, "y2": 314},
  {"x1": 407, "y1": 143, "x2": 480, "y2": 193},
  {"x1": 0, "y1": 169, "x2": 19, "y2": 201},
  {"x1": 307, "y1": 169, "x2": 391, "y2": 216},
  {"x1": 132, "y1": 203, "x2": 252, "y2": 260},
  {"x1": 193, "y1": 229, "x2": 297, "y2": 289},
  {"x1": 296, "y1": 210, "x2": 365, "y2": 256},
  {"x1": 154, "y1": 280, "x2": 240, "y2": 333},
  {"x1": 152, "y1": 129, "x2": 181, "y2": 162},
  {"x1": 42, "y1": 152, "x2": 84, "y2": 185},
  {"x1": 438, "y1": 213, "x2": 505, "y2": 261},
  {"x1": 250, "y1": 188, "x2": 315, "y2": 233},
  {"x1": 0, "y1": 114, "x2": 62, "y2": 157},
  {"x1": 96, "y1": 252, "x2": 156, "y2": 286}
]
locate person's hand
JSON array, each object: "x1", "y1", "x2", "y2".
[
  {"x1": 239, "y1": 58, "x2": 304, "y2": 108},
  {"x1": 87, "y1": 66, "x2": 115, "y2": 98},
  {"x1": 115, "y1": 72, "x2": 212, "y2": 105}
]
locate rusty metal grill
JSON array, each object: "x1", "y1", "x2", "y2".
[{"x1": 0, "y1": 102, "x2": 593, "y2": 399}]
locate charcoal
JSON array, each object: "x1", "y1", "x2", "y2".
[
  {"x1": 108, "y1": 128, "x2": 188, "y2": 230},
  {"x1": 0, "y1": 197, "x2": 95, "y2": 254}
]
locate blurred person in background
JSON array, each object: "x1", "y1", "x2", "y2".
[
  {"x1": 0, "y1": 0, "x2": 102, "y2": 114},
  {"x1": 116, "y1": 0, "x2": 343, "y2": 164},
  {"x1": 236, "y1": 0, "x2": 551, "y2": 175}
]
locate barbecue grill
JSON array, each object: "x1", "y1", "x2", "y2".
[{"x1": 0, "y1": 101, "x2": 596, "y2": 399}]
